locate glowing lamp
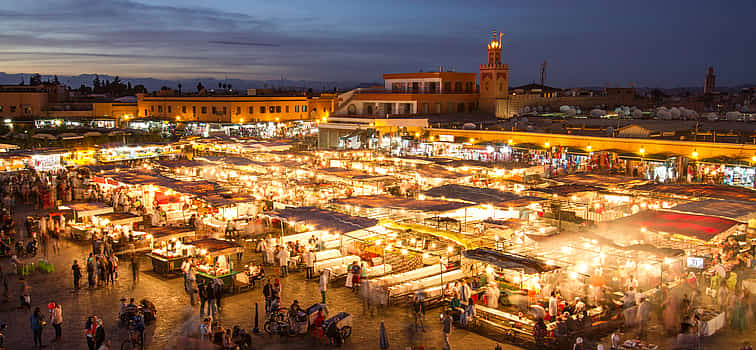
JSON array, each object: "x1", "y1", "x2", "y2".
[
  {"x1": 544, "y1": 141, "x2": 550, "y2": 148},
  {"x1": 586, "y1": 145, "x2": 592, "y2": 151}
]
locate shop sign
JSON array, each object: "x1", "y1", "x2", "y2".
[{"x1": 438, "y1": 135, "x2": 455, "y2": 142}]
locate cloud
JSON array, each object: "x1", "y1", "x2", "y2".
[{"x1": 208, "y1": 41, "x2": 280, "y2": 48}]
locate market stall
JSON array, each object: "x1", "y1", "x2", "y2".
[
  {"x1": 190, "y1": 238, "x2": 244, "y2": 293},
  {"x1": 144, "y1": 227, "x2": 197, "y2": 274}
]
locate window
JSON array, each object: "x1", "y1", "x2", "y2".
[
  {"x1": 434, "y1": 103, "x2": 441, "y2": 113},
  {"x1": 295, "y1": 105, "x2": 299, "y2": 112},
  {"x1": 421, "y1": 103, "x2": 429, "y2": 113},
  {"x1": 236, "y1": 107, "x2": 241, "y2": 115},
  {"x1": 201, "y1": 106, "x2": 207, "y2": 114},
  {"x1": 285, "y1": 106, "x2": 289, "y2": 113},
  {"x1": 457, "y1": 103, "x2": 465, "y2": 112},
  {"x1": 144, "y1": 109, "x2": 148, "y2": 115},
  {"x1": 192, "y1": 106, "x2": 196, "y2": 114},
  {"x1": 275, "y1": 106, "x2": 281, "y2": 113},
  {"x1": 0, "y1": 105, "x2": 3, "y2": 112},
  {"x1": 302, "y1": 105, "x2": 307, "y2": 112},
  {"x1": 249, "y1": 106, "x2": 254, "y2": 114},
  {"x1": 182, "y1": 106, "x2": 187, "y2": 113},
  {"x1": 167, "y1": 105, "x2": 171, "y2": 113},
  {"x1": 454, "y1": 82, "x2": 462, "y2": 92},
  {"x1": 269, "y1": 106, "x2": 275, "y2": 113},
  {"x1": 212, "y1": 107, "x2": 217, "y2": 114},
  {"x1": 222, "y1": 107, "x2": 227, "y2": 115},
  {"x1": 260, "y1": 106, "x2": 266, "y2": 113},
  {"x1": 150, "y1": 105, "x2": 154, "y2": 112},
  {"x1": 444, "y1": 82, "x2": 451, "y2": 92},
  {"x1": 465, "y1": 82, "x2": 473, "y2": 92},
  {"x1": 10, "y1": 106, "x2": 16, "y2": 113},
  {"x1": 157, "y1": 105, "x2": 162, "y2": 112}
]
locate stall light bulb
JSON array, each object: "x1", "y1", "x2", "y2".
[
  {"x1": 513, "y1": 276, "x2": 521, "y2": 284},
  {"x1": 546, "y1": 260, "x2": 555, "y2": 266},
  {"x1": 401, "y1": 249, "x2": 408, "y2": 256},
  {"x1": 447, "y1": 246, "x2": 454, "y2": 254},
  {"x1": 485, "y1": 266, "x2": 494, "y2": 274}
]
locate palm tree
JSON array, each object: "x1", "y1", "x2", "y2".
[{"x1": 178, "y1": 83, "x2": 182, "y2": 96}]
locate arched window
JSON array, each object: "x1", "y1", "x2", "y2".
[{"x1": 454, "y1": 82, "x2": 462, "y2": 92}]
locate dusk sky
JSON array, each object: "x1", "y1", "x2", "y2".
[{"x1": 1, "y1": 0, "x2": 754, "y2": 88}]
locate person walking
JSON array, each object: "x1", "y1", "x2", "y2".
[
  {"x1": 442, "y1": 311, "x2": 453, "y2": 350},
  {"x1": 319, "y1": 269, "x2": 330, "y2": 304},
  {"x1": 30, "y1": 306, "x2": 45, "y2": 348},
  {"x1": 412, "y1": 294, "x2": 425, "y2": 332},
  {"x1": 85, "y1": 316, "x2": 96, "y2": 350},
  {"x1": 305, "y1": 249, "x2": 315, "y2": 279},
  {"x1": 72, "y1": 260, "x2": 82, "y2": 290},
  {"x1": 130, "y1": 254, "x2": 139, "y2": 285},
  {"x1": 213, "y1": 278, "x2": 223, "y2": 311},
  {"x1": 94, "y1": 318, "x2": 105, "y2": 350},
  {"x1": 198, "y1": 281, "x2": 208, "y2": 316},
  {"x1": 50, "y1": 303, "x2": 63, "y2": 342},
  {"x1": 263, "y1": 279, "x2": 273, "y2": 313},
  {"x1": 277, "y1": 245, "x2": 289, "y2": 277},
  {"x1": 206, "y1": 280, "x2": 217, "y2": 318},
  {"x1": 636, "y1": 296, "x2": 651, "y2": 339},
  {"x1": 87, "y1": 253, "x2": 95, "y2": 288}
]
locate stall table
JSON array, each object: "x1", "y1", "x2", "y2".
[
  {"x1": 94, "y1": 212, "x2": 143, "y2": 227},
  {"x1": 146, "y1": 252, "x2": 187, "y2": 275}
]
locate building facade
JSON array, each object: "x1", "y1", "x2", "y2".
[
  {"x1": 335, "y1": 72, "x2": 479, "y2": 116},
  {"x1": 136, "y1": 93, "x2": 336, "y2": 123}
]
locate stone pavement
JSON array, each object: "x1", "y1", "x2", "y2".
[{"x1": 1, "y1": 204, "x2": 519, "y2": 350}]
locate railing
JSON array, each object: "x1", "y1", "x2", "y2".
[{"x1": 353, "y1": 88, "x2": 477, "y2": 94}]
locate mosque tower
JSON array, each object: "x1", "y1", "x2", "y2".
[{"x1": 479, "y1": 31, "x2": 510, "y2": 116}]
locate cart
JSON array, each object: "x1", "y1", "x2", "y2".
[{"x1": 323, "y1": 312, "x2": 353, "y2": 340}]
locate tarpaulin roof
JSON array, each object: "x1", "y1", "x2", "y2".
[
  {"x1": 530, "y1": 184, "x2": 604, "y2": 196},
  {"x1": 148, "y1": 226, "x2": 195, "y2": 241},
  {"x1": 155, "y1": 159, "x2": 209, "y2": 169},
  {"x1": 187, "y1": 238, "x2": 243, "y2": 257},
  {"x1": 463, "y1": 248, "x2": 558, "y2": 274},
  {"x1": 665, "y1": 199, "x2": 756, "y2": 221},
  {"x1": 600, "y1": 210, "x2": 740, "y2": 242},
  {"x1": 553, "y1": 173, "x2": 648, "y2": 187},
  {"x1": 271, "y1": 207, "x2": 378, "y2": 234},
  {"x1": 96, "y1": 170, "x2": 253, "y2": 207},
  {"x1": 630, "y1": 183, "x2": 756, "y2": 202},
  {"x1": 331, "y1": 195, "x2": 473, "y2": 213},
  {"x1": 423, "y1": 184, "x2": 526, "y2": 204},
  {"x1": 413, "y1": 165, "x2": 469, "y2": 179}
]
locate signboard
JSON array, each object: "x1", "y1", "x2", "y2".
[
  {"x1": 30, "y1": 154, "x2": 62, "y2": 171},
  {"x1": 438, "y1": 135, "x2": 455, "y2": 142},
  {"x1": 686, "y1": 256, "x2": 704, "y2": 269}
]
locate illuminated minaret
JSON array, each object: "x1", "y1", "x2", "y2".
[{"x1": 479, "y1": 31, "x2": 509, "y2": 116}]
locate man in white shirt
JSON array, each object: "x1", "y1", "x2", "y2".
[
  {"x1": 278, "y1": 245, "x2": 289, "y2": 277},
  {"x1": 548, "y1": 291, "x2": 558, "y2": 320},
  {"x1": 305, "y1": 250, "x2": 315, "y2": 279}
]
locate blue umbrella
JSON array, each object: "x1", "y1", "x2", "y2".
[{"x1": 379, "y1": 321, "x2": 389, "y2": 350}]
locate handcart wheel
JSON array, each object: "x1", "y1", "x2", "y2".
[{"x1": 340, "y1": 326, "x2": 352, "y2": 339}]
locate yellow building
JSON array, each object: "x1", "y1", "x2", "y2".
[
  {"x1": 0, "y1": 85, "x2": 49, "y2": 118},
  {"x1": 136, "y1": 93, "x2": 336, "y2": 123}
]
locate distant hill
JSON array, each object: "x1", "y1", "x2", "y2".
[{"x1": 0, "y1": 72, "x2": 374, "y2": 93}]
